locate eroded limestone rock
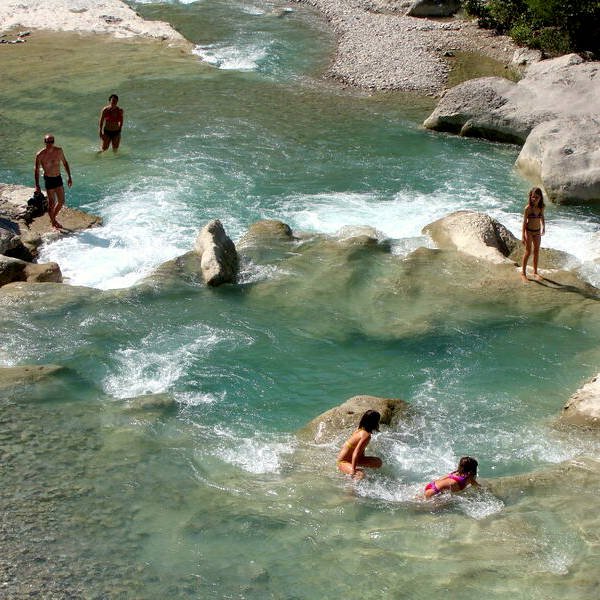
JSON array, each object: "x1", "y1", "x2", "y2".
[
  {"x1": 298, "y1": 395, "x2": 411, "y2": 443},
  {"x1": 562, "y1": 375, "x2": 600, "y2": 428},
  {"x1": 194, "y1": 220, "x2": 239, "y2": 286},
  {"x1": 424, "y1": 54, "x2": 600, "y2": 203},
  {"x1": 422, "y1": 210, "x2": 519, "y2": 264},
  {"x1": 516, "y1": 117, "x2": 600, "y2": 205}
]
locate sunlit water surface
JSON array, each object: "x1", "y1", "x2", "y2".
[{"x1": 1, "y1": 1, "x2": 600, "y2": 598}]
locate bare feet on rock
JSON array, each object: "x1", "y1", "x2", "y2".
[
  {"x1": 520, "y1": 272, "x2": 529, "y2": 283},
  {"x1": 534, "y1": 273, "x2": 543, "y2": 281}
]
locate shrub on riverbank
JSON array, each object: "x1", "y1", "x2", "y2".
[{"x1": 464, "y1": 0, "x2": 600, "y2": 57}]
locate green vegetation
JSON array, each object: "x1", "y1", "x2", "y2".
[{"x1": 463, "y1": 0, "x2": 600, "y2": 57}]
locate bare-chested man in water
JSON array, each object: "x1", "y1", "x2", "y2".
[{"x1": 34, "y1": 134, "x2": 72, "y2": 229}]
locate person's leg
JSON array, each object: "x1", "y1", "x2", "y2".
[
  {"x1": 46, "y1": 188, "x2": 57, "y2": 225},
  {"x1": 532, "y1": 234, "x2": 542, "y2": 278},
  {"x1": 101, "y1": 132, "x2": 110, "y2": 151},
  {"x1": 337, "y1": 460, "x2": 365, "y2": 479},
  {"x1": 52, "y1": 186, "x2": 65, "y2": 228},
  {"x1": 521, "y1": 234, "x2": 532, "y2": 280},
  {"x1": 111, "y1": 133, "x2": 121, "y2": 152},
  {"x1": 357, "y1": 456, "x2": 382, "y2": 469}
]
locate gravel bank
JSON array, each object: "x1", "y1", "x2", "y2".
[
  {"x1": 297, "y1": 0, "x2": 518, "y2": 94},
  {"x1": 0, "y1": 0, "x2": 186, "y2": 44}
]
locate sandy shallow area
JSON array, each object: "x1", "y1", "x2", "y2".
[{"x1": 0, "y1": 0, "x2": 186, "y2": 43}]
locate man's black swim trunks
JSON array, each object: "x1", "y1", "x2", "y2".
[
  {"x1": 43, "y1": 174, "x2": 63, "y2": 191},
  {"x1": 103, "y1": 128, "x2": 122, "y2": 140}
]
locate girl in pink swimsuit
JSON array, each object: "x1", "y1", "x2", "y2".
[{"x1": 424, "y1": 456, "x2": 480, "y2": 498}]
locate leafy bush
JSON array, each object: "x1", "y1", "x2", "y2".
[{"x1": 464, "y1": 0, "x2": 600, "y2": 57}]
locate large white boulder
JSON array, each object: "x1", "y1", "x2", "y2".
[
  {"x1": 422, "y1": 210, "x2": 519, "y2": 264},
  {"x1": 516, "y1": 117, "x2": 600, "y2": 204},
  {"x1": 424, "y1": 55, "x2": 600, "y2": 203},
  {"x1": 194, "y1": 220, "x2": 238, "y2": 286}
]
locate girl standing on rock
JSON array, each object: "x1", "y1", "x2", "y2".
[
  {"x1": 336, "y1": 410, "x2": 382, "y2": 480},
  {"x1": 521, "y1": 187, "x2": 545, "y2": 281}
]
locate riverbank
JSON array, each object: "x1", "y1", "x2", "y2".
[
  {"x1": 1, "y1": 0, "x2": 516, "y2": 95},
  {"x1": 297, "y1": 0, "x2": 518, "y2": 93}
]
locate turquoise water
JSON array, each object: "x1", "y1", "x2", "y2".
[{"x1": 2, "y1": 1, "x2": 600, "y2": 597}]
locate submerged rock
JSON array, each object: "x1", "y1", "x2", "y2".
[
  {"x1": 487, "y1": 457, "x2": 600, "y2": 499},
  {"x1": 194, "y1": 220, "x2": 239, "y2": 286},
  {"x1": 0, "y1": 281, "x2": 100, "y2": 307},
  {"x1": 124, "y1": 393, "x2": 178, "y2": 413},
  {"x1": 298, "y1": 395, "x2": 411, "y2": 443},
  {"x1": 0, "y1": 364, "x2": 64, "y2": 390},
  {"x1": 246, "y1": 225, "x2": 599, "y2": 341},
  {"x1": 561, "y1": 374, "x2": 600, "y2": 428},
  {"x1": 237, "y1": 220, "x2": 295, "y2": 249}
]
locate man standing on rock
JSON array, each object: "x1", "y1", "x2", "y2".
[{"x1": 34, "y1": 134, "x2": 72, "y2": 229}]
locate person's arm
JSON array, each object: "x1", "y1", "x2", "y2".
[
  {"x1": 99, "y1": 107, "x2": 106, "y2": 136},
  {"x1": 34, "y1": 152, "x2": 41, "y2": 192},
  {"x1": 469, "y1": 475, "x2": 481, "y2": 488},
  {"x1": 61, "y1": 150, "x2": 72, "y2": 187},
  {"x1": 540, "y1": 210, "x2": 545, "y2": 235},
  {"x1": 118, "y1": 108, "x2": 124, "y2": 129},
  {"x1": 521, "y1": 207, "x2": 528, "y2": 242},
  {"x1": 350, "y1": 432, "x2": 369, "y2": 475}
]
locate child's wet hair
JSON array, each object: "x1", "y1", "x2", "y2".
[
  {"x1": 358, "y1": 409, "x2": 381, "y2": 433},
  {"x1": 457, "y1": 456, "x2": 478, "y2": 476},
  {"x1": 529, "y1": 187, "x2": 544, "y2": 209}
]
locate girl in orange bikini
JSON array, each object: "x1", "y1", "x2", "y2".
[
  {"x1": 336, "y1": 410, "x2": 382, "y2": 480},
  {"x1": 424, "y1": 456, "x2": 480, "y2": 498},
  {"x1": 521, "y1": 187, "x2": 545, "y2": 282}
]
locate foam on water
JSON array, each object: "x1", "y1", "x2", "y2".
[
  {"x1": 212, "y1": 427, "x2": 296, "y2": 474},
  {"x1": 35, "y1": 161, "x2": 600, "y2": 291},
  {"x1": 273, "y1": 187, "x2": 501, "y2": 241},
  {"x1": 355, "y1": 475, "x2": 505, "y2": 519},
  {"x1": 38, "y1": 185, "x2": 196, "y2": 290},
  {"x1": 272, "y1": 189, "x2": 600, "y2": 282},
  {"x1": 193, "y1": 42, "x2": 268, "y2": 71},
  {"x1": 103, "y1": 324, "x2": 230, "y2": 399}
]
